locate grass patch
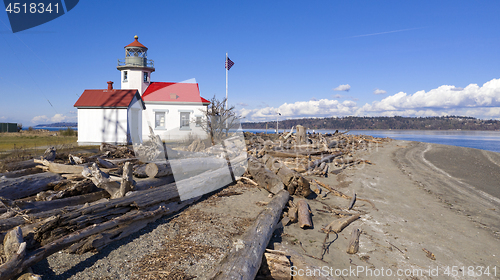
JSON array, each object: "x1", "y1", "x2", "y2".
[{"x1": 0, "y1": 130, "x2": 78, "y2": 161}]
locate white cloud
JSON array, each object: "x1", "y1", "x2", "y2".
[
  {"x1": 31, "y1": 113, "x2": 72, "y2": 124},
  {"x1": 51, "y1": 114, "x2": 67, "y2": 122},
  {"x1": 333, "y1": 84, "x2": 351, "y2": 91},
  {"x1": 310, "y1": 97, "x2": 317, "y2": 101},
  {"x1": 242, "y1": 78, "x2": 500, "y2": 121},
  {"x1": 31, "y1": 115, "x2": 49, "y2": 124},
  {"x1": 0, "y1": 116, "x2": 6, "y2": 120},
  {"x1": 237, "y1": 102, "x2": 249, "y2": 107},
  {"x1": 240, "y1": 99, "x2": 358, "y2": 122},
  {"x1": 333, "y1": 94, "x2": 343, "y2": 99},
  {"x1": 359, "y1": 79, "x2": 500, "y2": 114},
  {"x1": 373, "y1": 89, "x2": 387, "y2": 95}
]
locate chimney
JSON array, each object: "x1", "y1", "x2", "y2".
[{"x1": 107, "y1": 81, "x2": 114, "y2": 90}]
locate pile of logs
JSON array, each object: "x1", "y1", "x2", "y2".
[
  {"x1": 0, "y1": 133, "x2": 248, "y2": 279},
  {"x1": 246, "y1": 126, "x2": 384, "y2": 177},
  {"x1": 0, "y1": 127, "x2": 388, "y2": 279}
]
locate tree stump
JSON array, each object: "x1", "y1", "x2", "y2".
[{"x1": 296, "y1": 125, "x2": 306, "y2": 145}]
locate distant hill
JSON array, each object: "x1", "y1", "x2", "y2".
[
  {"x1": 34, "y1": 122, "x2": 77, "y2": 128},
  {"x1": 241, "y1": 116, "x2": 500, "y2": 130}
]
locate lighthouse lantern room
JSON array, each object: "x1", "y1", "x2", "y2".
[{"x1": 117, "y1": 35, "x2": 155, "y2": 95}]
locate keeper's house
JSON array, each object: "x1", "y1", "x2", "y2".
[{"x1": 74, "y1": 81, "x2": 145, "y2": 145}]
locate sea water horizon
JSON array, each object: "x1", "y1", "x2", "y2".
[
  {"x1": 22, "y1": 126, "x2": 78, "y2": 132},
  {"x1": 243, "y1": 128, "x2": 500, "y2": 153}
]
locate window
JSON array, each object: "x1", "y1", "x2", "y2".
[
  {"x1": 143, "y1": 72, "x2": 148, "y2": 82},
  {"x1": 123, "y1": 71, "x2": 128, "y2": 82},
  {"x1": 180, "y1": 112, "x2": 190, "y2": 129},
  {"x1": 196, "y1": 116, "x2": 202, "y2": 127},
  {"x1": 155, "y1": 112, "x2": 165, "y2": 129}
]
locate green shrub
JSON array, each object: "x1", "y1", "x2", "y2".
[{"x1": 59, "y1": 127, "x2": 76, "y2": 136}]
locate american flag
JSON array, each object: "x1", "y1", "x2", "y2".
[{"x1": 225, "y1": 57, "x2": 234, "y2": 70}]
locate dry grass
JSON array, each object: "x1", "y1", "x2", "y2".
[{"x1": 0, "y1": 130, "x2": 77, "y2": 152}]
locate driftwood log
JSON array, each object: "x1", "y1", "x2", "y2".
[
  {"x1": 0, "y1": 167, "x2": 42, "y2": 179},
  {"x1": 0, "y1": 242, "x2": 26, "y2": 280},
  {"x1": 83, "y1": 163, "x2": 133, "y2": 199},
  {"x1": 4, "y1": 159, "x2": 38, "y2": 172},
  {"x1": 297, "y1": 200, "x2": 312, "y2": 228},
  {"x1": 34, "y1": 159, "x2": 86, "y2": 174},
  {"x1": 0, "y1": 206, "x2": 169, "y2": 280},
  {"x1": 66, "y1": 197, "x2": 200, "y2": 254},
  {"x1": 0, "y1": 172, "x2": 63, "y2": 200},
  {"x1": 324, "y1": 214, "x2": 360, "y2": 233},
  {"x1": 348, "y1": 191, "x2": 356, "y2": 210},
  {"x1": 288, "y1": 206, "x2": 298, "y2": 223},
  {"x1": 346, "y1": 228, "x2": 361, "y2": 254},
  {"x1": 3, "y1": 226, "x2": 23, "y2": 260},
  {"x1": 144, "y1": 156, "x2": 228, "y2": 178},
  {"x1": 248, "y1": 157, "x2": 285, "y2": 195},
  {"x1": 209, "y1": 189, "x2": 290, "y2": 280},
  {"x1": 307, "y1": 152, "x2": 343, "y2": 170},
  {"x1": 259, "y1": 155, "x2": 311, "y2": 197},
  {"x1": 42, "y1": 146, "x2": 56, "y2": 162},
  {"x1": 97, "y1": 158, "x2": 117, "y2": 169},
  {"x1": 273, "y1": 243, "x2": 334, "y2": 280},
  {"x1": 258, "y1": 250, "x2": 291, "y2": 280}
]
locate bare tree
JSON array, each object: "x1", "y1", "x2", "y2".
[{"x1": 198, "y1": 96, "x2": 241, "y2": 144}]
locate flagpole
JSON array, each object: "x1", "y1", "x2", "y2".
[{"x1": 225, "y1": 52, "x2": 228, "y2": 110}]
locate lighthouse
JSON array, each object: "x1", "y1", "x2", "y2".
[{"x1": 117, "y1": 35, "x2": 155, "y2": 95}]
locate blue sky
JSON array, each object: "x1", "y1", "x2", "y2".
[{"x1": 1, "y1": 0, "x2": 500, "y2": 125}]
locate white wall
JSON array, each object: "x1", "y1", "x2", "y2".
[
  {"x1": 127, "y1": 96, "x2": 144, "y2": 144},
  {"x1": 121, "y1": 69, "x2": 152, "y2": 95},
  {"x1": 142, "y1": 102, "x2": 208, "y2": 142},
  {"x1": 77, "y1": 108, "x2": 129, "y2": 145}
]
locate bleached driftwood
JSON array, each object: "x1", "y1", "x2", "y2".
[
  {"x1": 324, "y1": 214, "x2": 360, "y2": 233},
  {"x1": 0, "y1": 172, "x2": 63, "y2": 200},
  {"x1": 209, "y1": 189, "x2": 290, "y2": 280},
  {"x1": 346, "y1": 228, "x2": 361, "y2": 254},
  {"x1": 0, "y1": 206, "x2": 168, "y2": 280},
  {"x1": 42, "y1": 146, "x2": 56, "y2": 162},
  {"x1": 247, "y1": 157, "x2": 285, "y2": 195},
  {"x1": 34, "y1": 159, "x2": 85, "y2": 174},
  {"x1": 297, "y1": 200, "x2": 312, "y2": 228}
]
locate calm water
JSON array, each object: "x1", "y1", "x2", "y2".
[
  {"x1": 22, "y1": 127, "x2": 77, "y2": 132},
  {"x1": 244, "y1": 129, "x2": 500, "y2": 153}
]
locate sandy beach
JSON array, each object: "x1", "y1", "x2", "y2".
[{"x1": 31, "y1": 139, "x2": 500, "y2": 279}]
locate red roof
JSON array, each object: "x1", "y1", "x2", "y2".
[
  {"x1": 142, "y1": 82, "x2": 210, "y2": 104},
  {"x1": 125, "y1": 35, "x2": 147, "y2": 49},
  {"x1": 74, "y1": 89, "x2": 144, "y2": 108}
]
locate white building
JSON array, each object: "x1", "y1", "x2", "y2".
[
  {"x1": 117, "y1": 36, "x2": 210, "y2": 142},
  {"x1": 74, "y1": 36, "x2": 210, "y2": 145},
  {"x1": 74, "y1": 81, "x2": 145, "y2": 145}
]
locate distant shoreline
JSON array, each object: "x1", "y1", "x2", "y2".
[{"x1": 242, "y1": 115, "x2": 500, "y2": 131}]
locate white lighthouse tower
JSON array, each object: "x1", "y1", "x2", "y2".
[{"x1": 117, "y1": 35, "x2": 155, "y2": 95}]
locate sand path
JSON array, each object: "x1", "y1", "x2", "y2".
[{"x1": 280, "y1": 140, "x2": 500, "y2": 279}]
